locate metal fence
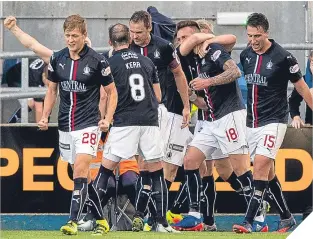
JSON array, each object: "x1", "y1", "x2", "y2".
[{"x1": 1, "y1": 43, "x2": 313, "y2": 123}]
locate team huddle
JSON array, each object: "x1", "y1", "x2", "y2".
[{"x1": 4, "y1": 9, "x2": 313, "y2": 236}]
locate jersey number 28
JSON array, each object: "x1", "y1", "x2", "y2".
[{"x1": 129, "y1": 74, "x2": 145, "y2": 102}]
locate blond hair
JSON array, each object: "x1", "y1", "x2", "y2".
[
  {"x1": 63, "y1": 14, "x2": 87, "y2": 34},
  {"x1": 196, "y1": 19, "x2": 214, "y2": 34}
]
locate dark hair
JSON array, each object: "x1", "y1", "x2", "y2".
[
  {"x1": 129, "y1": 10, "x2": 152, "y2": 29},
  {"x1": 246, "y1": 13, "x2": 269, "y2": 32},
  {"x1": 109, "y1": 23, "x2": 130, "y2": 47},
  {"x1": 176, "y1": 20, "x2": 200, "y2": 33}
]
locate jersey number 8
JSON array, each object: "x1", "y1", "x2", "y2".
[{"x1": 129, "y1": 74, "x2": 145, "y2": 102}]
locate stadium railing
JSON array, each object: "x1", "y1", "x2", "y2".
[{"x1": 1, "y1": 44, "x2": 313, "y2": 123}]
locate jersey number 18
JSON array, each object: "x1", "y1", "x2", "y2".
[{"x1": 129, "y1": 74, "x2": 145, "y2": 102}]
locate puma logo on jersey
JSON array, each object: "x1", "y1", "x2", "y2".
[
  {"x1": 59, "y1": 63, "x2": 65, "y2": 70},
  {"x1": 246, "y1": 57, "x2": 251, "y2": 64}
]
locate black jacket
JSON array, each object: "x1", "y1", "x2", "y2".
[{"x1": 289, "y1": 76, "x2": 312, "y2": 124}]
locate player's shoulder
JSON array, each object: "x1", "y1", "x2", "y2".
[
  {"x1": 207, "y1": 43, "x2": 230, "y2": 57},
  {"x1": 51, "y1": 47, "x2": 68, "y2": 62},
  {"x1": 152, "y1": 34, "x2": 173, "y2": 49},
  {"x1": 86, "y1": 47, "x2": 106, "y2": 61},
  {"x1": 271, "y1": 40, "x2": 291, "y2": 60},
  {"x1": 241, "y1": 45, "x2": 252, "y2": 55},
  {"x1": 138, "y1": 52, "x2": 153, "y2": 63},
  {"x1": 206, "y1": 43, "x2": 229, "y2": 61},
  {"x1": 209, "y1": 43, "x2": 226, "y2": 50}
]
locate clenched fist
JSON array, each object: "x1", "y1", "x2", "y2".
[
  {"x1": 98, "y1": 119, "x2": 110, "y2": 132},
  {"x1": 4, "y1": 16, "x2": 17, "y2": 30},
  {"x1": 38, "y1": 117, "x2": 49, "y2": 131}
]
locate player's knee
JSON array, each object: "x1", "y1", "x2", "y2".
[
  {"x1": 163, "y1": 165, "x2": 178, "y2": 182},
  {"x1": 204, "y1": 161, "x2": 213, "y2": 176},
  {"x1": 253, "y1": 155, "x2": 272, "y2": 180},
  {"x1": 73, "y1": 156, "x2": 90, "y2": 178},
  {"x1": 216, "y1": 167, "x2": 232, "y2": 181},
  {"x1": 229, "y1": 148, "x2": 250, "y2": 176},
  {"x1": 146, "y1": 159, "x2": 162, "y2": 172},
  {"x1": 199, "y1": 161, "x2": 208, "y2": 178},
  {"x1": 184, "y1": 147, "x2": 203, "y2": 170}
]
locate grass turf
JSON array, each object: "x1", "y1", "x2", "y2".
[{"x1": 1, "y1": 231, "x2": 290, "y2": 239}]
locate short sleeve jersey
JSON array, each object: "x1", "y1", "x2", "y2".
[
  {"x1": 108, "y1": 48, "x2": 159, "y2": 127},
  {"x1": 130, "y1": 34, "x2": 179, "y2": 105},
  {"x1": 198, "y1": 43, "x2": 245, "y2": 121},
  {"x1": 48, "y1": 44, "x2": 113, "y2": 132},
  {"x1": 165, "y1": 46, "x2": 196, "y2": 115},
  {"x1": 240, "y1": 39, "x2": 302, "y2": 128}
]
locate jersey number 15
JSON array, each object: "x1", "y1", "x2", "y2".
[{"x1": 129, "y1": 74, "x2": 146, "y2": 102}]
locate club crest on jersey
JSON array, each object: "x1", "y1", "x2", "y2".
[
  {"x1": 83, "y1": 65, "x2": 91, "y2": 75},
  {"x1": 289, "y1": 64, "x2": 300, "y2": 73},
  {"x1": 211, "y1": 50, "x2": 221, "y2": 62},
  {"x1": 154, "y1": 49, "x2": 160, "y2": 59},
  {"x1": 266, "y1": 60, "x2": 273, "y2": 70},
  {"x1": 102, "y1": 67, "x2": 111, "y2": 76}
]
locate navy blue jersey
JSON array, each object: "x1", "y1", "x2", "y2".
[
  {"x1": 130, "y1": 34, "x2": 179, "y2": 105},
  {"x1": 166, "y1": 46, "x2": 197, "y2": 115},
  {"x1": 108, "y1": 48, "x2": 159, "y2": 127},
  {"x1": 198, "y1": 43, "x2": 245, "y2": 121},
  {"x1": 48, "y1": 44, "x2": 113, "y2": 132},
  {"x1": 240, "y1": 40, "x2": 302, "y2": 127}
]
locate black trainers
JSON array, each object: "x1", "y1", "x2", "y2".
[{"x1": 277, "y1": 215, "x2": 296, "y2": 233}]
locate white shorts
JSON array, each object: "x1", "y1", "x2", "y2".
[
  {"x1": 189, "y1": 109, "x2": 248, "y2": 159},
  {"x1": 103, "y1": 126, "x2": 163, "y2": 162},
  {"x1": 194, "y1": 120, "x2": 229, "y2": 160},
  {"x1": 158, "y1": 104, "x2": 169, "y2": 150},
  {"x1": 58, "y1": 126, "x2": 99, "y2": 164},
  {"x1": 247, "y1": 123, "x2": 287, "y2": 161},
  {"x1": 163, "y1": 112, "x2": 194, "y2": 166}
]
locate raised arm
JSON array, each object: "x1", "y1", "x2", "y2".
[
  {"x1": 200, "y1": 34, "x2": 237, "y2": 54},
  {"x1": 179, "y1": 33, "x2": 215, "y2": 56},
  {"x1": 4, "y1": 16, "x2": 53, "y2": 64}
]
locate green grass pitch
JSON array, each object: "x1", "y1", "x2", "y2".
[{"x1": 1, "y1": 231, "x2": 290, "y2": 239}]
